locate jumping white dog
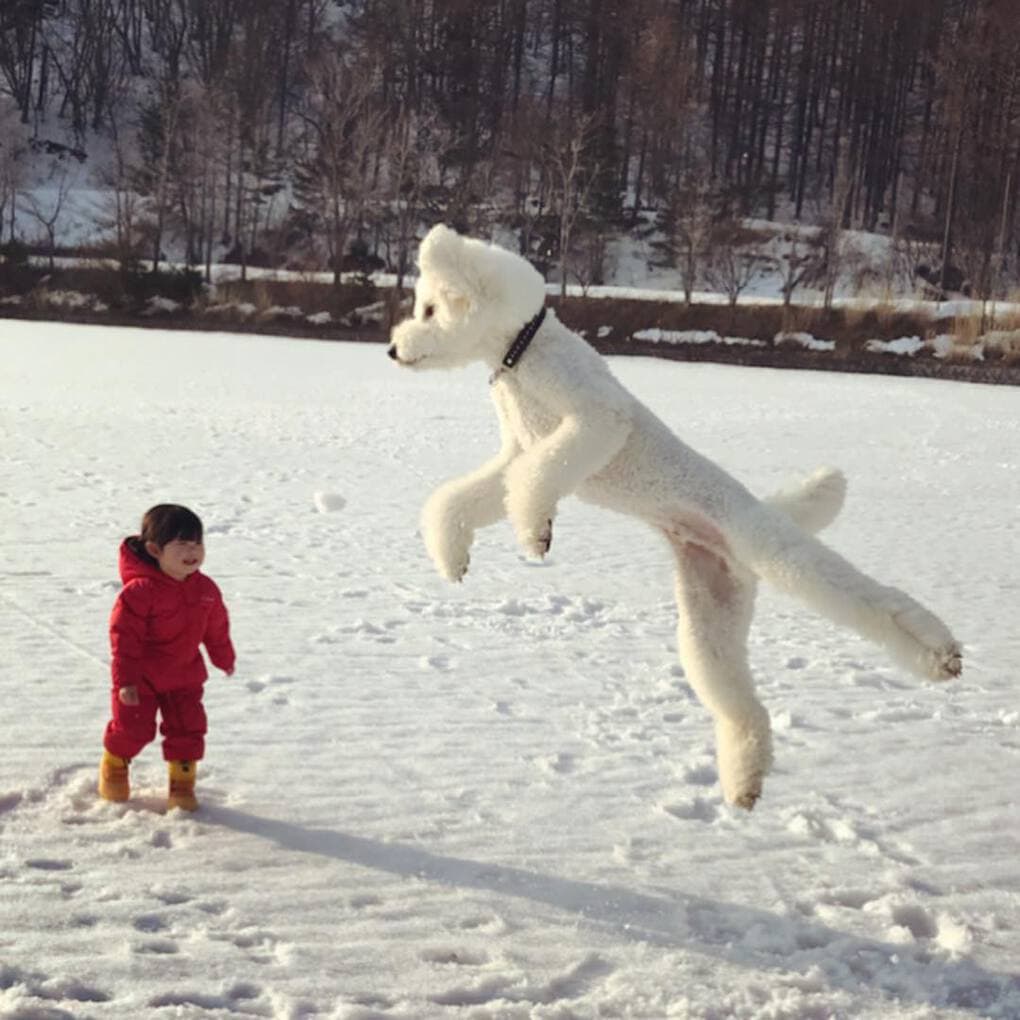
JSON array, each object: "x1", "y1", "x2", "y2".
[{"x1": 388, "y1": 224, "x2": 962, "y2": 809}]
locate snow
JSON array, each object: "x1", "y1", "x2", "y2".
[
  {"x1": 633, "y1": 328, "x2": 766, "y2": 348},
  {"x1": 775, "y1": 333, "x2": 837, "y2": 353},
  {"x1": 141, "y1": 297, "x2": 182, "y2": 317},
  {"x1": 1, "y1": 321, "x2": 1019, "y2": 1019},
  {"x1": 866, "y1": 337, "x2": 926, "y2": 358}
]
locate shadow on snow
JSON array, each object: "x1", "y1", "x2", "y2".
[{"x1": 205, "y1": 804, "x2": 1018, "y2": 1016}]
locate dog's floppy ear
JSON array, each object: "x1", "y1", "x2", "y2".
[{"x1": 418, "y1": 225, "x2": 481, "y2": 308}]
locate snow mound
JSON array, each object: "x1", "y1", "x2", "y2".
[{"x1": 313, "y1": 491, "x2": 347, "y2": 513}]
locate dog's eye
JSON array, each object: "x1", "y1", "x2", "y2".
[{"x1": 423, "y1": 303, "x2": 435, "y2": 320}]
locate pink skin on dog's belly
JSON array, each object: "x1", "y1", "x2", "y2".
[
  {"x1": 578, "y1": 482, "x2": 734, "y2": 559},
  {"x1": 660, "y1": 512, "x2": 731, "y2": 556}
]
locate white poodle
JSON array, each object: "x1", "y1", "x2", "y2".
[{"x1": 388, "y1": 224, "x2": 962, "y2": 809}]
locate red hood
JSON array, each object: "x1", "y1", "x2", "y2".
[{"x1": 119, "y1": 538, "x2": 175, "y2": 586}]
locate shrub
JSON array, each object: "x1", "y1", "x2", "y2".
[
  {"x1": 120, "y1": 265, "x2": 205, "y2": 310},
  {"x1": 0, "y1": 238, "x2": 29, "y2": 267},
  {"x1": 0, "y1": 240, "x2": 43, "y2": 293}
]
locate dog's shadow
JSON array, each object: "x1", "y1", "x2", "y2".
[{"x1": 204, "y1": 805, "x2": 1016, "y2": 1015}]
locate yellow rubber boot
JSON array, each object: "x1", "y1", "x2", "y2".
[
  {"x1": 99, "y1": 751, "x2": 130, "y2": 802},
  {"x1": 167, "y1": 760, "x2": 198, "y2": 811}
]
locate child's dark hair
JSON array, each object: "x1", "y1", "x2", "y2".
[{"x1": 128, "y1": 504, "x2": 203, "y2": 565}]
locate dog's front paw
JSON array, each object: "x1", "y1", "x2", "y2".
[
  {"x1": 422, "y1": 521, "x2": 472, "y2": 583},
  {"x1": 430, "y1": 540, "x2": 471, "y2": 583},
  {"x1": 442, "y1": 553, "x2": 470, "y2": 583}
]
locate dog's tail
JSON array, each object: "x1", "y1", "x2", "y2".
[
  {"x1": 764, "y1": 466, "x2": 846, "y2": 534},
  {"x1": 729, "y1": 475, "x2": 961, "y2": 682}
]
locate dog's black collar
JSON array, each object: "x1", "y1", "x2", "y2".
[{"x1": 501, "y1": 306, "x2": 546, "y2": 369}]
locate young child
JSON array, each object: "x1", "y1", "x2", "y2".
[{"x1": 99, "y1": 504, "x2": 235, "y2": 811}]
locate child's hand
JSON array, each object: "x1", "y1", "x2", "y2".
[
  {"x1": 225, "y1": 667, "x2": 235, "y2": 677},
  {"x1": 118, "y1": 685, "x2": 140, "y2": 706}
]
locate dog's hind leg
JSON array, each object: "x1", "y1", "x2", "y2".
[
  {"x1": 730, "y1": 508, "x2": 961, "y2": 681},
  {"x1": 669, "y1": 537, "x2": 773, "y2": 810}
]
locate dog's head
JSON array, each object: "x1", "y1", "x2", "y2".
[{"x1": 388, "y1": 225, "x2": 546, "y2": 371}]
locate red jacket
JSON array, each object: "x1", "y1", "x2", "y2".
[{"x1": 109, "y1": 539, "x2": 235, "y2": 692}]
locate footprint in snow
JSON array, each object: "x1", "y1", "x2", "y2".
[
  {"x1": 660, "y1": 797, "x2": 719, "y2": 824},
  {"x1": 149, "y1": 984, "x2": 266, "y2": 1012},
  {"x1": 535, "y1": 751, "x2": 577, "y2": 775},
  {"x1": 421, "y1": 654, "x2": 453, "y2": 671},
  {"x1": 349, "y1": 893, "x2": 382, "y2": 909},
  {"x1": 889, "y1": 902, "x2": 939, "y2": 939},
  {"x1": 26, "y1": 858, "x2": 74, "y2": 871},
  {"x1": 134, "y1": 937, "x2": 179, "y2": 955},
  {"x1": 784, "y1": 807, "x2": 921, "y2": 866},
  {"x1": 457, "y1": 913, "x2": 507, "y2": 935},
  {"x1": 133, "y1": 913, "x2": 170, "y2": 933},
  {"x1": 420, "y1": 946, "x2": 489, "y2": 967},
  {"x1": 681, "y1": 761, "x2": 718, "y2": 787}
]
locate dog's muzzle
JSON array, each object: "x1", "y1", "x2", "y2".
[{"x1": 386, "y1": 344, "x2": 399, "y2": 360}]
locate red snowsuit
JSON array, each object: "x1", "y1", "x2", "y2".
[{"x1": 103, "y1": 539, "x2": 235, "y2": 762}]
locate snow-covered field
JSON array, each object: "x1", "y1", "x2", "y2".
[{"x1": 1, "y1": 321, "x2": 1018, "y2": 1020}]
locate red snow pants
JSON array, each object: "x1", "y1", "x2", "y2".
[{"x1": 103, "y1": 682, "x2": 207, "y2": 762}]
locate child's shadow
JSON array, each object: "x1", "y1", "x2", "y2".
[{"x1": 204, "y1": 804, "x2": 1017, "y2": 1017}]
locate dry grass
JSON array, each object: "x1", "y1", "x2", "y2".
[
  {"x1": 9, "y1": 261, "x2": 1020, "y2": 372},
  {"x1": 981, "y1": 330, "x2": 1020, "y2": 365},
  {"x1": 946, "y1": 312, "x2": 985, "y2": 352},
  {"x1": 212, "y1": 277, "x2": 375, "y2": 319},
  {"x1": 555, "y1": 295, "x2": 941, "y2": 356}
]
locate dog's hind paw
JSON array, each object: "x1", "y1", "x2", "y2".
[
  {"x1": 518, "y1": 517, "x2": 553, "y2": 560},
  {"x1": 732, "y1": 786, "x2": 762, "y2": 811},
  {"x1": 716, "y1": 713, "x2": 772, "y2": 811}
]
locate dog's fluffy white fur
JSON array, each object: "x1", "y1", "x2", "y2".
[{"x1": 389, "y1": 224, "x2": 962, "y2": 809}]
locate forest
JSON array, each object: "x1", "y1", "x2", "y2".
[{"x1": 2, "y1": 0, "x2": 1020, "y2": 300}]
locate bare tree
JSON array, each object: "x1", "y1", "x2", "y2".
[
  {"x1": 705, "y1": 222, "x2": 765, "y2": 307},
  {"x1": 777, "y1": 229, "x2": 822, "y2": 307},
  {"x1": 161, "y1": 81, "x2": 234, "y2": 278},
  {"x1": 542, "y1": 109, "x2": 601, "y2": 297},
  {"x1": 664, "y1": 169, "x2": 716, "y2": 304},
  {"x1": 193, "y1": 88, "x2": 230, "y2": 282},
  {"x1": 380, "y1": 107, "x2": 441, "y2": 298},
  {"x1": 0, "y1": 98, "x2": 29, "y2": 243},
  {"x1": 570, "y1": 228, "x2": 609, "y2": 295},
  {"x1": 501, "y1": 97, "x2": 556, "y2": 269},
  {"x1": 141, "y1": 78, "x2": 185, "y2": 273},
  {"x1": 95, "y1": 113, "x2": 144, "y2": 264},
  {"x1": 0, "y1": 0, "x2": 50, "y2": 123},
  {"x1": 295, "y1": 50, "x2": 386, "y2": 287},
  {"x1": 814, "y1": 155, "x2": 853, "y2": 309},
  {"x1": 22, "y1": 167, "x2": 74, "y2": 269}
]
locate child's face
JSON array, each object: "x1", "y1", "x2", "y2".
[{"x1": 146, "y1": 538, "x2": 205, "y2": 581}]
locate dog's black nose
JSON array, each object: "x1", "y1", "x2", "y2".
[{"x1": 387, "y1": 345, "x2": 399, "y2": 361}]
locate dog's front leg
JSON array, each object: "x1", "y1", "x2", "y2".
[
  {"x1": 505, "y1": 410, "x2": 630, "y2": 559},
  {"x1": 421, "y1": 436, "x2": 521, "y2": 582}
]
